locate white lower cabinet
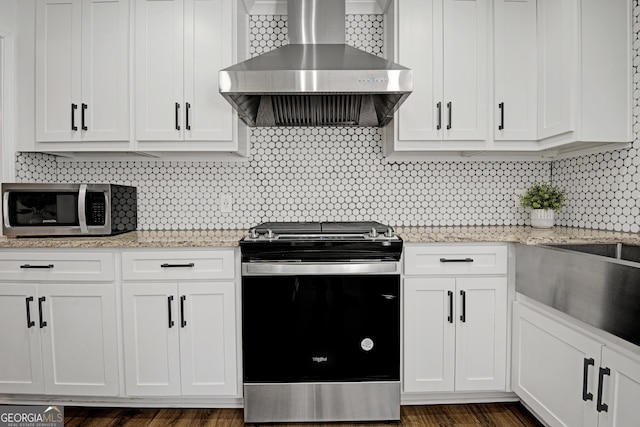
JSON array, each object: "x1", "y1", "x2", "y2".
[
  {"x1": 0, "y1": 282, "x2": 119, "y2": 396},
  {"x1": 512, "y1": 301, "x2": 640, "y2": 427},
  {"x1": 121, "y1": 250, "x2": 237, "y2": 397},
  {"x1": 403, "y1": 244, "x2": 508, "y2": 393}
]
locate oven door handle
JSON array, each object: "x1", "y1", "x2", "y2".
[{"x1": 242, "y1": 262, "x2": 400, "y2": 275}]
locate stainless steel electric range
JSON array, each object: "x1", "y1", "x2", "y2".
[{"x1": 240, "y1": 221, "x2": 402, "y2": 423}]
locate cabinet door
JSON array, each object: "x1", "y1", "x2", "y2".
[
  {"x1": 179, "y1": 282, "x2": 237, "y2": 396},
  {"x1": 35, "y1": 0, "x2": 82, "y2": 142},
  {"x1": 122, "y1": 283, "x2": 181, "y2": 396},
  {"x1": 537, "y1": 0, "x2": 576, "y2": 139},
  {"x1": 598, "y1": 346, "x2": 640, "y2": 427},
  {"x1": 493, "y1": 0, "x2": 537, "y2": 141},
  {"x1": 135, "y1": 0, "x2": 185, "y2": 141},
  {"x1": 455, "y1": 277, "x2": 507, "y2": 391},
  {"x1": 0, "y1": 285, "x2": 44, "y2": 394},
  {"x1": 403, "y1": 277, "x2": 456, "y2": 392},
  {"x1": 81, "y1": 0, "x2": 129, "y2": 141},
  {"x1": 442, "y1": 0, "x2": 487, "y2": 141},
  {"x1": 183, "y1": 0, "x2": 233, "y2": 142},
  {"x1": 512, "y1": 302, "x2": 599, "y2": 427},
  {"x1": 40, "y1": 284, "x2": 119, "y2": 396},
  {"x1": 395, "y1": 0, "x2": 444, "y2": 143}
]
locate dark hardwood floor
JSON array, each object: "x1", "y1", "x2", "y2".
[{"x1": 64, "y1": 403, "x2": 543, "y2": 427}]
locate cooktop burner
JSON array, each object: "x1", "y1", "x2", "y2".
[{"x1": 240, "y1": 221, "x2": 402, "y2": 262}]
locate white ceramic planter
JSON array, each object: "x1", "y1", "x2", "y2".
[{"x1": 530, "y1": 209, "x2": 555, "y2": 228}]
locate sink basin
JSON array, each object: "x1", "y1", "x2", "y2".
[
  {"x1": 546, "y1": 243, "x2": 640, "y2": 264},
  {"x1": 516, "y1": 243, "x2": 640, "y2": 347}
]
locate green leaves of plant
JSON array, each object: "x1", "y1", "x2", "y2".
[{"x1": 518, "y1": 182, "x2": 566, "y2": 212}]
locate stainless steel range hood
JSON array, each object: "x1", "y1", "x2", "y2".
[{"x1": 219, "y1": 0, "x2": 412, "y2": 127}]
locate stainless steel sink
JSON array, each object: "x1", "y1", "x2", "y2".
[
  {"x1": 516, "y1": 243, "x2": 640, "y2": 347},
  {"x1": 547, "y1": 242, "x2": 640, "y2": 264}
]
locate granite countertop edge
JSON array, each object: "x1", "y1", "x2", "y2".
[{"x1": 1, "y1": 226, "x2": 639, "y2": 249}]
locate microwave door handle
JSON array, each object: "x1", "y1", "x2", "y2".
[
  {"x1": 78, "y1": 184, "x2": 88, "y2": 233},
  {"x1": 2, "y1": 191, "x2": 10, "y2": 229}
]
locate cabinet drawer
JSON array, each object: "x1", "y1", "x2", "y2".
[
  {"x1": 122, "y1": 250, "x2": 236, "y2": 281},
  {"x1": 0, "y1": 251, "x2": 115, "y2": 282},
  {"x1": 404, "y1": 244, "x2": 507, "y2": 276}
]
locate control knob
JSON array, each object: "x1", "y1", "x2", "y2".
[
  {"x1": 266, "y1": 229, "x2": 274, "y2": 239},
  {"x1": 369, "y1": 227, "x2": 378, "y2": 238},
  {"x1": 384, "y1": 227, "x2": 395, "y2": 238},
  {"x1": 249, "y1": 228, "x2": 259, "y2": 239}
]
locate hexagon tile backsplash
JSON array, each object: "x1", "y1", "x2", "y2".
[{"x1": 15, "y1": 12, "x2": 640, "y2": 232}]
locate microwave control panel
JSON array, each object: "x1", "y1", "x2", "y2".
[{"x1": 86, "y1": 192, "x2": 106, "y2": 226}]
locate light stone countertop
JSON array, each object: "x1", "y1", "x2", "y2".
[
  {"x1": 0, "y1": 229, "x2": 246, "y2": 249},
  {"x1": 0, "y1": 226, "x2": 639, "y2": 249}
]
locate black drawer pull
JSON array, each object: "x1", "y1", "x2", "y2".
[
  {"x1": 180, "y1": 295, "x2": 187, "y2": 327},
  {"x1": 20, "y1": 264, "x2": 54, "y2": 269},
  {"x1": 71, "y1": 103, "x2": 78, "y2": 131},
  {"x1": 38, "y1": 296, "x2": 47, "y2": 328},
  {"x1": 498, "y1": 102, "x2": 505, "y2": 130},
  {"x1": 26, "y1": 297, "x2": 35, "y2": 328},
  {"x1": 185, "y1": 102, "x2": 191, "y2": 130},
  {"x1": 439, "y1": 258, "x2": 474, "y2": 263},
  {"x1": 161, "y1": 263, "x2": 195, "y2": 268},
  {"x1": 436, "y1": 101, "x2": 442, "y2": 130},
  {"x1": 447, "y1": 290, "x2": 453, "y2": 323},
  {"x1": 460, "y1": 290, "x2": 466, "y2": 323},
  {"x1": 175, "y1": 102, "x2": 181, "y2": 130},
  {"x1": 582, "y1": 358, "x2": 595, "y2": 401},
  {"x1": 596, "y1": 367, "x2": 611, "y2": 412},
  {"x1": 168, "y1": 295, "x2": 175, "y2": 328},
  {"x1": 81, "y1": 103, "x2": 88, "y2": 130}
]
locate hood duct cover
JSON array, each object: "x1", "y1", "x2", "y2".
[{"x1": 219, "y1": 0, "x2": 413, "y2": 128}]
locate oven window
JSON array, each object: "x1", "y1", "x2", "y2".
[
  {"x1": 8, "y1": 192, "x2": 79, "y2": 226},
  {"x1": 242, "y1": 275, "x2": 400, "y2": 383}
]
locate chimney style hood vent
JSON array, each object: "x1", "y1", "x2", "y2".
[{"x1": 219, "y1": 0, "x2": 412, "y2": 127}]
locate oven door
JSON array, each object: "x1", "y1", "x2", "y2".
[{"x1": 242, "y1": 270, "x2": 400, "y2": 383}]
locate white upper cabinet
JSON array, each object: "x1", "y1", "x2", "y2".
[
  {"x1": 35, "y1": 0, "x2": 129, "y2": 143},
  {"x1": 493, "y1": 0, "x2": 537, "y2": 141},
  {"x1": 386, "y1": 0, "x2": 632, "y2": 159},
  {"x1": 536, "y1": 0, "x2": 575, "y2": 140},
  {"x1": 389, "y1": 0, "x2": 488, "y2": 151},
  {"x1": 135, "y1": 0, "x2": 240, "y2": 151}
]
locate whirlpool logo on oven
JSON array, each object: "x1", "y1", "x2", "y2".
[{"x1": 311, "y1": 356, "x2": 328, "y2": 363}]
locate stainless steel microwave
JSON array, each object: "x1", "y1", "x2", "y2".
[{"x1": 2, "y1": 183, "x2": 137, "y2": 237}]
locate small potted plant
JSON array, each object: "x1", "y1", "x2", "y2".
[{"x1": 519, "y1": 182, "x2": 566, "y2": 228}]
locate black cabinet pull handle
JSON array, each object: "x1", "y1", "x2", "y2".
[
  {"x1": 498, "y1": 102, "x2": 504, "y2": 130},
  {"x1": 460, "y1": 290, "x2": 466, "y2": 322},
  {"x1": 161, "y1": 263, "x2": 195, "y2": 268},
  {"x1": 437, "y1": 102, "x2": 442, "y2": 130},
  {"x1": 168, "y1": 295, "x2": 175, "y2": 328},
  {"x1": 446, "y1": 101, "x2": 452, "y2": 130},
  {"x1": 186, "y1": 102, "x2": 191, "y2": 130},
  {"x1": 582, "y1": 358, "x2": 595, "y2": 401},
  {"x1": 447, "y1": 290, "x2": 453, "y2": 323},
  {"x1": 26, "y1": 297, "x2": 35, "y2": 328},
  {"x1": 440, "y1": 258, "x2": 473, "y2": 263},
  {"x1": 20, "y1": 264, "x2": 54, "y2": 269},
  {"x1": 180, "y1": 295, "x2": 187, "y2": 327},
  {"x1": 175, "y1": 102, "x2": 181, "y2": 130},
  {"x1": 596, "y1": 367, "x2": 611, "y2": 412},
  {"x1": 38, "y1": 296, "x2": 47, "y2": 328},
  {"x1": 81, "y1": 103, "x2": 88, "y2": 130},
  {"x1": 71, "y1": 103, "x2": 78, "y2": 131}
]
